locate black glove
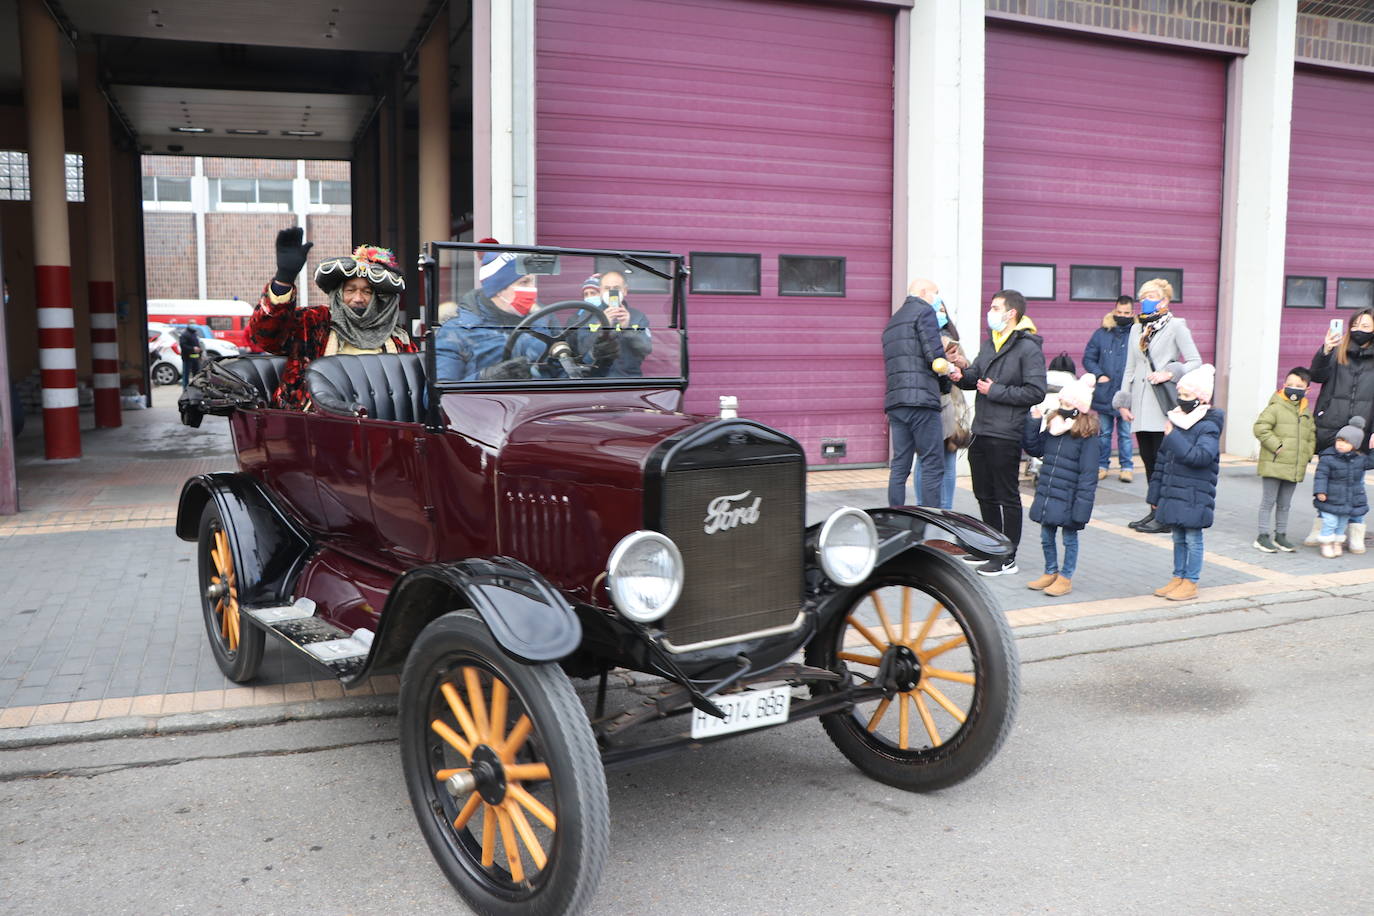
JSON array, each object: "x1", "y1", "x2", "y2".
[
  {"x1": 274, "y1": 227, "x2": 314, "y2": 286},
  {"x1": 589, "y1": 330, "x2": 619, "y2": 365},
  {"x1": 479, "y1": 356, "x2": 533, "y2": 381}
]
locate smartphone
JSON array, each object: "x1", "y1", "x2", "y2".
[{"x1": 1330, "y1": 318, "x2": 1343, "y2": 336}]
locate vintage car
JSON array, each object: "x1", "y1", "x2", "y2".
[{"x1": 176, "y1": 242, "x2": 1020, "y2": 916}]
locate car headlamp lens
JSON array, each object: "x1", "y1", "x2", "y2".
[
  {"x1": 607, "y1": 531, "x2": 684, "y2": 624},
  {"x1": 818, "y1": 508, "x2": 878, "y2": 586}
]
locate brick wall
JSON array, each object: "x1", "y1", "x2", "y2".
[
  {"x1": 203, "y1": 157, "x2": 296, "y2": 179},
  {"x1": 204, "y1": 213, "x2": 298, "y2": 299},
  {"x1": 305, "y1": 160, "x2": 351, "y2": 181},
  {"x1": 142, "y1": 212, "x2": 197, "y2": 298},
  {"x1": 143, "y1": 155, "x2": 192, "y2": 178},
  {"x1": 305, "y1": 213, "x2": 356, "y2": 284}
]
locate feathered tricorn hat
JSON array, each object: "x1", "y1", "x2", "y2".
[{"x1": 314, "y1": 244, "x2": 405, "y2": 295}]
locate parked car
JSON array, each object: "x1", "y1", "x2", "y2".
[
  {"x1": 149, "y1": 323, "x2": 240, "y2": 385},
  {"x1": 176, "y1": 243, "x2": 1019, "y2": 916}
]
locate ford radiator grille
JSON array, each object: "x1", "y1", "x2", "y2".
[{"x1": 657, "y1": 461, "x2": 805, "y2": 649}]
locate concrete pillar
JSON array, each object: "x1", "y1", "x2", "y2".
[
  {"x1": 475, "y1": 0, "x2": 535, "y2": 244},
  {"x1": 418, "y1": 6, "x2": 452, "y2": 247},
  {"x1": 192, "y1": 157, "x2": 208, "y2": 300},
  {"x1": 78, "y1": 47, "x2": 120, "y2": 428},
  {"x1": 1216, "y1": 0, "x2": 1297, "y2": 456},
  {"x1": 292, "y1": 159, "x2": 310, "y2": 308},
  {"x1": 19, "y1": 0, "x2": 79, "y2": 459},
  {"x1": 895, "y1": 0, "x2": 985, "y2": 353}
]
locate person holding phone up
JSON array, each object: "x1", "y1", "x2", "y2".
[{"x1": 1304, "y1": 308, "x2": 1374, "y2": 546}]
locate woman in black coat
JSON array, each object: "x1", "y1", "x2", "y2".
[{"x1": 1304, "y1": 308, "x2": 1374, "y2": 544}]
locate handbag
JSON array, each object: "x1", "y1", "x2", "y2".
[
  {"x1": 943, "y1": 390, "x2": 974, "y2": 450},
  {"x1": 1144, "y1": 349, "x2": 1178, "y2": 415}
]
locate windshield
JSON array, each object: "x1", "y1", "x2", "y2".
[{"x1": 429, "y1": 245, "x2": 684, "y2": 386}]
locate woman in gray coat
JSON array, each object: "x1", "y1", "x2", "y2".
[{"x1": 1111, "y1": 278, "x2": 1201, "y2": 532}]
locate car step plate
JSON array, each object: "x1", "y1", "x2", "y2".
[{"x1": 690, "y1": 686, "x2": 790, "y2": 740}]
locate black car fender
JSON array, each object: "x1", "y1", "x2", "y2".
[
  {"x1": 176, "y1": 473, "x2": 314, "y2": 608},
  {"x1": 363, "y1": 558, "x2": 582, "y2": 676}
]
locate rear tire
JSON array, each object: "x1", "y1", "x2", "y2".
[{"x1": 152, "y1": 362, "x2": 179, "y2": 386}]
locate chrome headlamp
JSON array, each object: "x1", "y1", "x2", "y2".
[
  {"x1": 606, "y1": 531, "x2": 684, "y2": 623},
  {"x1": 817, "y1": 507, "x2": 878, "y2": 586}
]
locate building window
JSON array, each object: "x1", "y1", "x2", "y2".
[
  {"x1": 999, "y1": 263, "x2": 1055, "y2": 300},
  {"x1": 1284, "y1": 276, "x2": 1326, "y2": 309},
  {"x1": 309, "y1": 180, "x2": 351, "y2": 206},
  {"x1": 257, "y1": 179, "x2": 293, "y2": 205},
  {"x1": 689, "y1": 253, "x2": 760, "y2": 295},
  {"x1": 0, "y1": 151, "x2": 84, "y2": 201},
  {"x1": 209, "y1": 177, "x2": 293, "y2": 211},
  {"x1": 594, "y1": 254, "x2": 672, "y2": 294},
  {"x1": 779, "y1": 255, "x2": 845, "y2": 296},
  {"x1": 1069, "y1": 265, "x2": 1121, "y2": 301},
  {"x1": 1336, "y1": 278, "x2": 1374, "y2": 311},
  {"x1": 142, "y1": 176, "x2": 192, "y2": 202},
  {"x1": 1133, "y1": 267, "x2": 1183, "y2": 302}
]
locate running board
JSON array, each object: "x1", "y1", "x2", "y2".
[{"x1": 243, "y1": 598, "x2": 371, "y2": 680}]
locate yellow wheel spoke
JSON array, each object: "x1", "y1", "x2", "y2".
[
  {"x1": 494, "y1": 804, "x2": 524, "y2": 882},
  {"x1": 505, "y1": 763, "x2": 551, "y2": 783},
  {"x1": 920, "y1": 634, "x2": 968, "y2": 661},
  {"x1": 898, "y1": 692, "x2": 910, "y2": 749},
  {"x1": 464, "y1": 667, "x2": 490, "y2": 741},
  {"x1": 913, "y1": 692, "x2": 943, "y2": 746},
  {"x1": 925, "y1": 667, "x2": 976, "y2": 685},
  {"x1": 228, "y1": 606, "x2": 239, "y2": 651},
  {"x1": 500, "y1": 715, "x2": 533, "y2": 762},
  {"x1": 480, "y1": 804, "x2": 497, "y2": 867},
  {"x1": 913, "y1": 602, "x2": 943, "y2": 648},
  {"x1": 508, "y1": 783, "x2": 557, "y2": 831},
  {"x1": 489, "y1": 680, "x2": 508, "y2": 748},
  {"x1": 837, "y1": 651, "x2": 882, "y2": 666},
  {"x1": 921, "y1": 682, "x2": 967, "y2": 724},
  {"x1": 846, "y1": 615, "x2": 888, "y2": 652},
  {"x1": 430, "y1": 718, "x2": 473, "y2": 758},
  {"x1": 506, "y1": 801, "x2": 548, "y2": 870},
  {"x1": 900, "y1": 587, "x2": 912, "y2": 643},
  {"x1": 452, "y1": 792, "x2": 481, "y2": 831},
  {"x1": 865, "y1": 697, "x2": 891, "y2": 732},
  {"x1": 435, "y1": 767, "x2": 470, "y2": 782},
  {"x1": 870, "y1": 593, "x2": 898, "y2": 644},
  {"x1": 440, "y1": 681, "x2": 481, "y2": 747}
]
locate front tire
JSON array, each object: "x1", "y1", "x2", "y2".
[
  {"x1": 400, "y1": 611, "x2": 609, "y2": 916},
  {"x1": 196, "y1": 503, "x2": 265, "y2": 682},
  {"x1": 806, "y1": 548, "x2": 1019, "y2": 791}
]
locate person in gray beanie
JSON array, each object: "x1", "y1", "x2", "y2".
[{"x1": 1311, "y1": 415, "x2": 1374, "y2": 557}]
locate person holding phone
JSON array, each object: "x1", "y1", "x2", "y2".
[
  {"x1": 1304, "y1": 308, "x2": 1374, "y2": 545},
  {"x1": 574, "y1": 270, "x2": 652, "y2": 377}
]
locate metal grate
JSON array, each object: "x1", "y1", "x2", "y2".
[
  {"x1": 1296, "y1": 12, "x2": 1374, "y2": 69},
  {"x1": 1299, "y1": 1, "x2": 1374, "y2": 25},
  {"x1": 986, "y1": 0, "x2": 1252, "y2": 52}
]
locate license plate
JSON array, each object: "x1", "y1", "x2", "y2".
[{"x1": 690, "y1": 686, "x2": 791, "y2": 739}]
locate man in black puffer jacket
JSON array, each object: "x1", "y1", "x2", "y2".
[
  {"x1": 882, "y1": 278, "x2": 949, "y2": 507},
  {"x1": 950, "y1": 289, "x2": 1047, "y2": 576}
]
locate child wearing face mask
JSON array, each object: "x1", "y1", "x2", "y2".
[
  {"x1": 1251, "y1": 367, "x2": 1317, "y2": 553},
  {"x1": 1021, "y1": 375, "x2": 1101, "y2": 597},
  {"x1": 1312, "y1": 416, "x2": 1374, "y2": 558},
  {"x1": 1147, "y1": 364, "x2": 1224, "y2": 601}
]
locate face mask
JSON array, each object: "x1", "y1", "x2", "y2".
[
  {"x1": 1058, "y1": 407, "x2": 1079, "y2": 420},
  {"x1": 1176, "y1": 398, "x2": 1200, "y2": 414},
  {"x1": 1283, "y1": 387, "x2": 1306, "y2": 402},
  {"x1": 1352, "y1": 329, "x2": 1374, "y2": 346},
  {"x1": 583, "y1": 294, "x2": 601, "y2": 307},
  {"x1": 932, "y1": 298, "x2": 949, "y2": 329},
  {"x1": 987, "y1": 310, "x2": 1007, "y2": 333},
  {"x1": 1114, "y1": 315, "x2": 1133, "y2": 328},
  {"x1": 510, "y1": 289, "x2": 537, "y2": 316},
  {"x1": 1139, "y1": 299, "x2": 1162, "y2": 315}
]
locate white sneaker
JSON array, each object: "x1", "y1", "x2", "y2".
[{"x1": 977, "y1": 557, "x2": 1019, "y2": 577}]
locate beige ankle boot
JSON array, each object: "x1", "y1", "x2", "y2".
[
  {"x1": 1349, "y1": 522, "x2": 1367, "y2": 555},
  {"x1": 1303, "y1": 517, "x2": 1323, "y2": 547}
]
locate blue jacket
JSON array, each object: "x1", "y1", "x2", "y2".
[
  {"x1": 1022, "y1": 416, "x2": 1101, "y2": 529},
  {"x1": 1147, "y1": 408, "x2": 1225, "y2": 529},
  {"x1": 1312, "y1": 447, "x2": 1374, "y2": 517},
  {"x1": 434, "y1": 291, "x2": 561, "y2": 382},
  {"x1": 1082, "y1": 316, "x2": 1131, "y2": 412},
  {"x1": 882, "y1": 295, "x2": 947, "y2": 411}
]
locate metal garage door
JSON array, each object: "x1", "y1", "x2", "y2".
[
  {"x1": 536, "y1": 0, "x2": 895, "y2": 464},
  {"x1": 1280, "y1": 67, "x2": 1374, "y2": 389},
  {"x1": 983, "y1": 26, "x2": 1227, "y2": 367}
]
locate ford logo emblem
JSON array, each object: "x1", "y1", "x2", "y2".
[{"x1": 703, "y1": 490, "x2": 762, "y2": 535}]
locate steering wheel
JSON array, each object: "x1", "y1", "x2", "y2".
[{"x1": 500, "y1": 300, "x2": 611, "y2": 374}]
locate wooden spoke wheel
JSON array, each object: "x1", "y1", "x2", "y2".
[
  {"x1": 400, "y1": 611, "x2": 608, "y2": 916},
  {"x1": 196, "y1": 504, "x2": 264, "y2": 682},
  {"x1": 806, "y1": 550, "x2": 1020, "y2": 791}
]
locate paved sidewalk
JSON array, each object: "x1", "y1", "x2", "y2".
[{"x1": 2, "y1": 392, "x2": 1372, "y2": 740}]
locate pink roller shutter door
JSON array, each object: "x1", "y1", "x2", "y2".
[
  {"x1": 536, "y1": 0, "x2": 894, "y2": 464},
  {"x1": 983, "y1": 27, "x2": 1226, "y2": 367},
  {"x1": 1280, "y1": 68, "x2": 1374, "y2": 391}
]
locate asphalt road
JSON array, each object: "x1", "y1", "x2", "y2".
[{"x1": 2, "y1": 596, "x2": 1371, "y2": 916}]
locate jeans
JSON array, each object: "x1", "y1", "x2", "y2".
[
  {"x1": 913, "y1": 447, "x2": 958, "y2": 510},
  {"x1": 887, "y1": 406, "x2": 945, "y2": 507},
  {"x1": 1171, "y1": 527, "x2": 1204, "y2": 581},
  {"x1": 1319, "y1": 510, "x2": 1366, "y2": 538},
  {"x1": 1040, "y1": 525, "x2": 1079, "y2": 578},
  {"x1": 1097, "y1": 411, "x2": 1133, "y2": 470},
  {"x1": 968, "y1": 435, "x2": 1024, "y2": 555},
  {"x1": 180, "y1": 357, "x2": 199, "y2": 389}
]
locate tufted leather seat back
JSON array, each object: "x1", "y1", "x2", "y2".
[
  {"x1": 305, "y1": 353, "x2": 428, "y2": 422},
  {"x1": 218, "y1": 355, "x2": 287, "y2": 404}
]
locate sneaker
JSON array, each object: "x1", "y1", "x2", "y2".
[
  {"x1": 959, "y1": 552, "x2": 985, "y2": 565},
  {"x1": 1097, "y1": 468, "x2": 1108, "y2": 480},
  {"x1": 1118, "y1": 469, "x2": 1133, "y2": 483},
  {"x1": 977, "y1": 556, "x2": 1018, "y2": 577},
  {"x1": 1273, "y1": 533, "x2": 1297, "y2": 552},
  {"x1": 1253, "y1": 534, "x2": 1278, "y2": 553}
]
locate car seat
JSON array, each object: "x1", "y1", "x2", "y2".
[{"x1": 305, "y1": 353, "x2": 428, "y2": 422}]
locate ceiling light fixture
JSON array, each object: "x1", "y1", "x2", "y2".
[
  {"x1": 170, "y1": 126, "x2": 210, "y2": 133},
  {"x1": 225, "y1": 128, "x2": 268, "y2": 136},
  {"x1": 282, "y1": 129, "x2": 322, "y2": 137}
]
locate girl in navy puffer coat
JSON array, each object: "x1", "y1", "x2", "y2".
[
  {"x1": 1313, "y1": 416, "x2": 1374, "y2": 558},
  {"x1": 1022, "y1": 375, "x2": 1101, "y2": 597},
  {"x1": 1146, "y1": 365, "x2": 1224, "y2": 602}
]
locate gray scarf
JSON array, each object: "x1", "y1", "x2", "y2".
[{"x1": 329, "y1": 288, "x2": 401, "y2": 350}]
